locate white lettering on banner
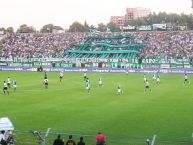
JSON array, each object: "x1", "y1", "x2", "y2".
[
  {"x1": 50, "y1": 68, "x2": 63, "y2": 72},
  {"x1": 122, "y1": 25, "x2": 136, "y2": 30},
  {"x1": 46, "y1": 58, "x2": 63, "y2": 61},
  {"x1": 0, "y1": 58, "x2": 12, "y2": 61},
  {"x1": 138, "y1": 25, "x2": 152, "y2": 31},
  {"x1": 186, "y1": 70, "x2": 193, "y2": 73},
  {"x1": 153, "y1": 24, "x2": 167, "y2": 30},
  {"x1": 42, "y1": 62, "x2": 50, "y2": 65},
  {"x1": 14, "y1": 68, "x2": 23, "y2": 71},
  {"x1": 143, "y1": 70, "x2": 155, "y2": 73},
  {"x1": 161, "y1": 64, "x2": 170, "y2": 69},
  {"x1": 99, "y1": 59, "x2": 108, "y2": 62},
  {"x1": 0, "y1": 63, "x2": 7, "y2": 66},
  {"x1": 171, "y1": 70, "x2": 185, "y2": 73},
  {"x1": 128, "y1": 70, "x2": 135, "y2": 73},
  {"x1": 109, "y1": 59, "x2": 118, "y2": 62},
  {"x1": 92, "y1": 69, "x2": 109, "y2": 72},
  {"x1": 142, "y1": 59, "x2": 157, "y2": 64},
  {"x1": 159, "y1": 69, "x2": 169, "y2": 73},
  {"x1": 44, "y1": 68, "x2": 50, "y2": 72},
  {"x1": 32, "y1": 68, "x2": 37, "y2": 72},
  {"x1": 23, "y1": 64, "x2": 32, "y2": 67},
  {"x1": 2, "y1": 68, "x2": 15, "y2": 71},
  {"x1": 110, "y1": 70, "x2": 125, "y2": 73},
  {"x1": 34, "y1": 62, "x2": 41, "y2": 66},
  {"x1": 1, "y1": 67, "x2": 193, "y2": 74},
  {"x1": 9, "y1": 63, "x2": 22, "y2": 67},
  {"x1": 184, "y1": 65, "x2": 191, "y2": 68}
]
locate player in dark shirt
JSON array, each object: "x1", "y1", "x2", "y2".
[
  {"x1": 44, "y1": 71, "x2": 48, "y2": 79},
  {"x1": 44, "y1": 78, "x2": 48, "y2": 89},
  {"x1": 53, "y1": 134, "x2": 64, "y2": 145},
  {"x1": 3, "y1": 81, "x2": 9, "y2": 95}
]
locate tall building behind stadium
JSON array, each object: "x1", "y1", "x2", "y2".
[{"x1": 111, "y1": 7, "x2": 151, "y2": 28}]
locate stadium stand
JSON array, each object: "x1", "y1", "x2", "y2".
[
  {"x1": 0, "y1": 31, "x2": 193, "y2": 69},
  {"x1": 65, "y1": 35, "x2": 145, "y2": 61},
  {"x1": 1, "y1": 31, "x2": 193, "y2": 59},
  {"x1": 0, "y1": 33, "x2": 87, "y2": 58}
]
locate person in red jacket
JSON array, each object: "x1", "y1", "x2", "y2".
[{"x1": 96, "y1": 132, "x2": 105, "y2": 145}]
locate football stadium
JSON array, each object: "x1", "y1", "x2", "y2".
[{"x1": 1, "y1": 0, "x2": 193, "y2": 145}]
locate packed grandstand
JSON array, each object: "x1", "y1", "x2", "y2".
[
  {"x1": 1, "y1": 31, "x2": 193, "y2": 59},
  {"x1": 0, "y1": 31, "x2": 193, "y2": 70}
]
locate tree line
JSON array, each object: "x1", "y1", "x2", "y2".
[
  {"x1": 0, "y1": 21, "x2": 120, "y2": 34},
  {"x1": 127, "y1": 12, "x2": 193, "y2": 30},
  {"x1": 1, "y1": 12, "x2": 193, "y2": 33}
]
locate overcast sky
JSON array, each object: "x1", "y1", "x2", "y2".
[{"x1": 0, "y1": 0, "x2": 192, "y2": 30}]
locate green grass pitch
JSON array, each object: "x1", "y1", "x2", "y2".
[{"x1": 0, "y1": 71, "x2": 193, "y2": 145}]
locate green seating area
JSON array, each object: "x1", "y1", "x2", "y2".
[{"x1": 65, "y1": 35, "x2": 145, "y2": 62}]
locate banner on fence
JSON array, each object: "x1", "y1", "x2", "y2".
[{"x1": 1, "y1": 67, "x2": 193, "y2": 74}]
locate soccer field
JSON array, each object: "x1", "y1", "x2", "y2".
[{"x1": 0, "y1": 71, "x2": 193, "y2": 145}]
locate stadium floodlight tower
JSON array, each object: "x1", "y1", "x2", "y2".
[{"x1": 32, "y1": 128, "x2": 51, "y2": 145}]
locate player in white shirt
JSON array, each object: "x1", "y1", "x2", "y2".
[
  {"x1": 184, "y1": 74, "x2": 190, "y2": 85},
  {"x1": 7, "y1": 77, "x2": 11, "y2": 88},
  {"x1": 144, "y1": 74, "x2": 147, "y2": 83},
  {"x1": 98, "y1": 77, "x2": 103, "y2": 87},
  {"x1": 86, "y1": 77, "x2": 90, "y2": 84},
  {"x1": 3, "y1": 81, "x2": 9, "y2": 95},
  {"x1": 84, "y1": 72, "x2": 87, "y2": 81},
  {"x1": 152, "y1": 73, "x2": 156, "y2": 81},
  {"x1": 59, "y1": 71, "x2": 64, "y2": 82},
  {"x1": 125, "y1": 69, "x2": 129, "y2": 75},
  {"x1": 44, "y1": 78, "x2": 49, "y2": 89},
  {"x1": 156, "y1": 76, "x2": 160, "y2": 85},
  {"x1": 12, "y1": 80, "x2": 17, "y2": 92},
  {"x1": 86, "y1": 81, "x2": 90, "y2": 93},
  {"x1": 145, "y1": 80, "x2": 151, "y2": 92},
  {"x1": 117, "y1": 84, "x2": 122, "y2": 95}
]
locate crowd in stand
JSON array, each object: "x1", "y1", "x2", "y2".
[
  {"x1": 135, "y1": 31, "x2": 193, "y2": 59},
  {"x1": 1, "y1": 31, "x2": 193, "y2": 59},
  {"x1": 0, "y1": 33, "x2": 87, "y2": 58}
]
